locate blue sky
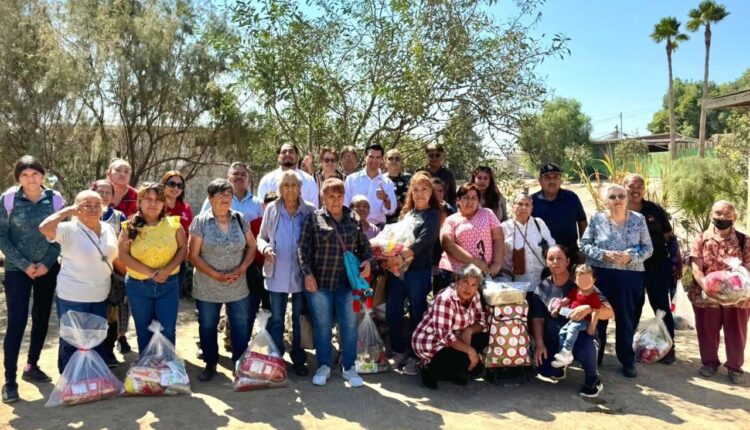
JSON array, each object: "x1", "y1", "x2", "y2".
[{"x1": 518, "y1": 0, "x2": 750, "y2": 138}]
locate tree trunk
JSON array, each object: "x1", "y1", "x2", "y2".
[
  {"x1": 667, "y1": 45, "x2": 677, "y2": 160},
  {"x1": 698, "y1": 24, "x2": 712, "y2": 158}
]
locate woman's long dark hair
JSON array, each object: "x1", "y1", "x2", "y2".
[
  {"x1": 127, "y1": 183, "x2": 167, "y2": 240},
  {"x1": 470, "y1": 166, "x2": 501, "y2": 211},
  {"x1": 160, "y1": 170, "x2": 187, "y2": 202}
]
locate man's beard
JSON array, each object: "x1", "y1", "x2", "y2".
[{"x1": 281, "y1": 160, "x2": 296, "y2": 168}]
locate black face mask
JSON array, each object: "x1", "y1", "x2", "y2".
[{"x1": 712, "y1": 218, "x2": 733, "y2": 230}]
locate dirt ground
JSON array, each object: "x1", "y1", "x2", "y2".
[{"x1": 1, "y1": 184, "x2": 749, "y2": 430}]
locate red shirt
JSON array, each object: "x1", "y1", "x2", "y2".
[
  {"x1": 566, "y1": 286, "x2": 602, "y2": 321},
  {"x1": 113, "y1": 186, "x2": 138, "y2": 218},
  {"x1": 250, "y1": 216, "x2": 264, "y2": 265},
  {"x1": 166, "y1": 199, "x2": 194, "y2": 235}
]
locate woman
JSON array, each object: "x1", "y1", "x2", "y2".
[
  {"x1": 91, "y1": 179, "x2": 131, "y2": 362},
  {"x1": 438, "y1": 184, "x2": 504, "y2": 280},
  {"x1": 350, "y1": 195, "x2": 380, "y2": 240},
  {"x1": 624, "y1": 173, "x2": 677, "y2": 364},
  {"x1": 189, "y1": 179, "x2": 257, "y2": 381},
  {"x1": 118, "y1": 183, "x2": 187, "y2": 355},
  {"x1": 501, "y1": 193, "x2": 556, "y2": 285},
  {"x1": 412, "y1": 264, "x2": 488, "y2": 389},
  {"x1": 385, "y1": 172, "x2": 441, "y2": 375},
  {"x1": 688, "y1": 200, "x2": 750, "y2": 385},
  {"x1": 580, "y1": 184, "x2": 653, "y2": 378},
  {"x1": 39, "y1": 191, "x2": 118, "y2": 373},
  {"x1": 298, "y1": 178, "x2": 375, "y2": 388},
  {"x1": 384, "y1": 148, "x2": 411, "y2": 224},
  {"x1": 0, "y1": 156, "x2": 63, "y2": 403},
  {"x1": 314, "y1": 147, "x2": 345, "y2": 196},
  {"x1": 469, "y1": 166, "x2": 508, "y2": 223},
  {"x1": 340, "y1": 146, "x2": 359, "y2": 176},
  {"x1": 257, "y1": 171, "x2": 317, "y2": 377},
  {"x1": 531, "y1": 245, "x2": 614, "y2": 397},
  {"x1": 106, "y1": 158, "x2": 138, "y2": 217},
  {"x1": 431, "y1": 177, "x2": 456, "y2": 294},
  {"x1": 160, "y1": 171, "x2": 194, "y2": 299}
]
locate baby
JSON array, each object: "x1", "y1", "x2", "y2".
[
  {"x1": 551, "y1": 264, "x2": 603, "y2": 368},
  {"x1": 351, "y1": 194, "x2": 381, "y2": 240}
]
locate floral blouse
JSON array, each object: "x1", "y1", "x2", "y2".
[
  {"x1": 580, "y1": 211, "x2": 653, "y2": 272},
  {"x1": 689, "y1": 227, "x2": 750, "y2": 309}
]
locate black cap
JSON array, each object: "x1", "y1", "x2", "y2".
[{"x1": 539, "y1": 163, "x2": 562, "y2": 177}]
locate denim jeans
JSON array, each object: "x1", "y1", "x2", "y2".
[
  {"x1": 3, "y1": 265, "x2": 59, "y2": 383},
  {"x1": 125, "y1": 274, "x2": 180, "y2": 355},
  {"x1": 539, "y1": 318, "x2": 600, "y2": 385},
  {"x1": 304, "y1": 282, "x2": 358, "y2": 370},
  {"x1": 268, "y1": 291, "x2": 306, "y2": 365},
  {"x1": 56, "y1": 297, "x2": 108, "y2": 373},
  {"x1": 558, "y1": 319, "x2": 590, "y2": 352},
  {"x1": 386, "y1": 269, "x2": 432, "y2": 354},
  {"x1": 196, "y1": 296, "x2": 251, "y2": 366}
]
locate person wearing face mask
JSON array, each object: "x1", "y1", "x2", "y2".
[
  {"x1": 688, "y1": 200, "x2": 750, "y2": 385},
  {"x1": 580, "y1": 184, "x2": 653, "y2": 378},
  {"x1": 257, "y1": 143, "x2": 320, "y2": 207}
]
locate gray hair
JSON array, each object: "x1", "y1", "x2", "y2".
[
  {"x1": 456, "y1": 264, "x2": 485, "y2": 285},
  {"x1": 350, "y1": 194, "x2": 370, "y2": 207},
  {"x1": 512, "y1": 192, "x2": 532, "y2": 205},
  {"x1": 712, "y1": 200, "x2": 736, "y2": 213},
  {"x1": 602, "y1": 183, "x2": 626, "y2": 199},
  {"x1": 227, "y1": 162, "x2": 249, "y2": 175},
  {"x1": 74, "y1": 190, "x2": 102, "y2": 205},
  {"x1": 278, "y1": 170, "x2": 302, "y2": 193}
]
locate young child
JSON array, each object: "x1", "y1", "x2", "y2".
[
  {"x1": 551, "y1": 264, "x2": 602, "y2": 368},
  {"x1": 351, "y1": 194, "x2": 381, "y2": 239}
]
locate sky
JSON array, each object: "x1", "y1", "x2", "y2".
[{"x1": 514, "y1": 0, "x2": 750, "y2": 138}]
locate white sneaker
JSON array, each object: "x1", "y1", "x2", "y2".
[
  {"x1": 312, "y1": 365, "x2": 331, "y2": 386},
  {"x1": 403, "y1": 358, "x2": 419, "y2": 376},
  {"x1": 342, "y1": 367, "x2": 364, "y2": 388},
  {"x1": 390, "y1": 351, "x2": 410, "y2": 368},
  {"x1": 552, "y1": 350, "x2": 574, "y2": 368}
]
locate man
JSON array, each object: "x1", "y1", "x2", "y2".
[
  {"x1": 344, "y1": 144, "x2": 397, "y2": 227},
  {"x1": 422, "y1": 143, "x2": 456, "y2": 207},
  {"x1": 257, "y1": 143, "x2": 319, "y2": 207},
  {"x1": 531, "y1": 163, "x2": 587, "y2": 259},
  {"x1": 201, "y1": 162, "x2": 263, "y2": 222},
  {"x1": 340, "y1": 146, "x2": 359, "y2": 176}
]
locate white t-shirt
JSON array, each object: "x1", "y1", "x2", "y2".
[
  {"x1": 53, "y1": 220, "x2": 117, "y2": 303},
  {"x1": 257, "y1": 168, "x2": 319, "y2": 207}
]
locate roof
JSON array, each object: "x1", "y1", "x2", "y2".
[
  {"x1": 705, "y1": 89, "x2": 750, "y2": 110},
  {"x1": 591, "y1": 133, "x2": 696, "y2": 145}
]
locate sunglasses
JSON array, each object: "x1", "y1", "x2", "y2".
[
  {"x1": 322, "y1": 158, "x2": 337, "y2": 163},
  {"x1": 165, "y1": 180, "x2": 184, "y2": 190},
  {"x1": 427, "y1": 153, "x2": 442, "y2": 159},
  {"x1": 387, "y1": 156, "x2": 401, "y2": 162},
  {"x1": 608, "y1": 194, "x2": 627, "y2": 200}
]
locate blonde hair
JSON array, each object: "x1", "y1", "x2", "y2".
[{"x1": 574, "y1": 264, "x2": 594, "y2": 276}]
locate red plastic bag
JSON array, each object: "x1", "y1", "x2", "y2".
[
  {"x1": 234, "y1": 310, "x2": 288, "y2": 391},
  {"x1": 633, "y1": 310, "x2": 673, "y2": 364}
]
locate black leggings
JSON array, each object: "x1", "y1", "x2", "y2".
[{"x1": 424, "y1": 332, "x2": 489, "y2": 382}]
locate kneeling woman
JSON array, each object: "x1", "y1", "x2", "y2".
[{"x1": 412, "y1": 264, "x2": 488, "y2": 389}]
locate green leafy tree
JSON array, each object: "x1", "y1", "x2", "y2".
[
  {"x1": 647, "y1": 78, "x2": 726, "y2": 137},
  {"x1": 715, "y1": 113, "x2": 750, "y2": 179},
  {"x1": 687, "y1": 0, "x2": 730, "y2": 158},
  {"x1": 651, "y1": 17, "x2": 689, "y2": 160}
]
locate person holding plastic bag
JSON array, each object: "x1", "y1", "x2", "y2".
[
  {"x1": 46, "y1": 311, "x2": 122, "y2": 407},
  {"x1": 124, "y1": 321, "x2": 190, "y2": 395},
  {"x1": 234, "y1": 310, "x2": 288, "y2": 391},
  {"x1": 633, "y1": 310, "x2": 673, "y2": 364},
  {"x1": 298, "y1": 178, "x2": 376, "y2": 388},
  {"x1": 688, "y1": 200, "x2": 750, "y2": 385},
  {"x1": 382, "y1": 172, "x2": 441, "y2": 375},
  {"x1": 39, "y1": 190, "x2": 119, "y2": 372}
]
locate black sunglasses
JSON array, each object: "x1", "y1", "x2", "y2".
[{"x1": 165, "y1": 180, "x2": 185, "y2": 190}]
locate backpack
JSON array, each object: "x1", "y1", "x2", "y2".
[{"x1": 3, "y1": 186, "x2": 64, "y2": 216}]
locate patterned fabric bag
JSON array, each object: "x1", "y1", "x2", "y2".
[{"x1": 485, "y1": 302, "x2": 531, "y2": 368}]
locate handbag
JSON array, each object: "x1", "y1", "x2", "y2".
[
  {"x1": 234, "y1": 212, "x2": 259, "y2": 293},
  {"x1": 82, "y1": 228, "x2": 125, "y2": 306},
  {"x1": 515, "y1": 220, "x2": 548, "y2": 277}
]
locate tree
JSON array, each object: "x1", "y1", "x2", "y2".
[
  {"x1": 651, "y1": 17, "x2": 689, "y2": 160},
  {"x1": 687, "y1": 0, "x2": 730, "y2": 158},
  {"x1": 516, "y1": 97, "x2": 592, "y2": 173},
  {"x1": 647, "y1": 78, "x2": 726, "y2": 137},
  {"x1": 436, "y1": 103, "x2": 489, "y2": 182}
]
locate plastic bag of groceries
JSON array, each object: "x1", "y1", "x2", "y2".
[
  {"x1": 671, "y1": 281, "x2": 695, "y2": 330},
  {"x1": 370, "y1": 215, "x2": 417, "y2": 277},
  {"x1": 483, "y1": 278, "x2": 530, "y2": 306},
  {"x1": 701, "y1": 258, "x2": 750, "y2": 306},
  {"x1": 633, "y1": 310, "x2": 673, "y2": 364},
  {"x1": 355, "y1": 311, "x2": 390, "y2": 374},
  {"x1": 46, "y1": 311, "x2": 122, "y2": 407},
  {"x1": 124, "y1": 321, "x2": 191, "y2": 395},
  {"x1": 234, "y1": 310, "x2": 288, "y2": 391}
]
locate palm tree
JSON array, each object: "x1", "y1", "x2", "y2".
[
  {"x1": 651, "y1": 17, "x2": 689, "y2": 160},
  {"x1": 688, "y1": 0, "x2": 730, "y2": 158}
]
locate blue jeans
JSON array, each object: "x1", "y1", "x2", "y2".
[
  {"x1": 125, "y1": 274, "x2": 180, "y2": 355},
  {"x1": 559, "y1": 320, "x2": 590, "y2": 352},
  {"x1": 386, "y1": 270, "x2": 432, "y2": 354},
  {"x1": 268, "y1": 291, "x2": 306, "y2": 366},
  {"x1": 539, "y1": 319, "x2": 599, "y2": 385},
  {"x1": 305, "y1": 282, "x2": 358, "y2": 370},
  {"x1": 196, "y1": 296, "x2": 250, "y2": 366},
  {"x1": 56, "y1": 297, "x2": 108, "y2": 373},
  {"x1": 595, "y1": 267, "x2": 644, "y2": 367}
]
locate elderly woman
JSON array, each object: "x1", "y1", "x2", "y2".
[
  {"x1": 39, "y1": 190, "x2": 118, "y2": 373},
  {"x1": 385, "y1": 172, "x2": 441, "y2": 375},
  {"x1": 314, "y1": 147, "x2": 345, "y2": 192},
  {"x1": 689, "y1": 200, "x2": 750, "y2": 385},
  {"x1": 257, "y1": 171, "x2": 316, "y2": 377},
  {"x1": 350, "y1": 195, "x2": 380, "y2": 240},
  {"x1": 189, "y1": 179, "x2": 257, "y2": 381},
  {"x1": 412, "y1": 264, "x2": 488, "y2": 389},
  {"x1": 531, "y1": 245, "x2": 614, "y2": 397},
  {"x1": 438, "y1": 183, "x2": 504, "y2": 280},
  {"x1": 624, "y1": 173, "x2": 677, "y2": 364},
  {"x1": 384, "y1": 148, "x2": 412, "y2": 224},
  {"x1": 581, "y1": 184, "x2": 653, "y2": 378},
  {"x1": 469, "y1": 166, "x2": 508, "y2": 223},
  {"x1": 118, "y1": 183, "x2": 187, "y2": 356},
  {"x1": 501, "y1": 193, "x2": 556, "y2": 285},
  {"x1": 0, "y1": 156, "x2": 64, "y2": 403},
  {"x1": 298, "y1": 178, "x2": 376, "y2": 388}
]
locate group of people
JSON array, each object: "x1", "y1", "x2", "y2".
[{"x1": 1, "y1": 144, "x2": 748, "y2": 404}]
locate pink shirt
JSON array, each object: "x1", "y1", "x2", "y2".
[{"x1": 438, "y1": 208, "x2": 501, "y2": 273}]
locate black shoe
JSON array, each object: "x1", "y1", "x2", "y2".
[
  {"x1": 659, "y1": 347, "x2": 676, "y2": 365},
  {"x1": 104, "y1": 354, "x2": 121, "y2": 369},
  {"x1": 118, "y1": 336, "x2": 132, "y2": 354},
  {"x1": 622, "y1": 365, "x2": 637, "y2": 378},
  {"x1": 293, "y1": 363, "x2": 309, "y2": 377},
  {"x1": 579, "y1": 379, "x2": 603, "y2": 398},
  {"x1": 198, "y1": 365, "x2": 217, "y2": 382},
  {"x1": 2, "y1": 383, "x2": 19, "y2": 404},
  {"x1": 21, "y1": 365, "x2": 52, "y2": 383},
  {"x1": 419, "y1": 365, "x2": 438, "y2": 390}
]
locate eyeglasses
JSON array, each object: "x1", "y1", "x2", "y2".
[
  {"x1": 608, "y1": 194, "x2": 627, "y2": 200},
  {"x1": 322, "y1": 158, "x2": 337, "y2": 163},
  {"x1": 427, "y1": 153, "x2": 442, "y2": 159},
  {"x1": 165, "y1": 181, "x2": 184, "y2": 190},
  {"x1": 387, "y1": 157, "x2": 401, "y2": 162},
  {"x1": 460, "y1": 196, "x2": 479, "y2": 202}
]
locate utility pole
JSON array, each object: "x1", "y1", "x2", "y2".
[{"x1": 620, "y1": 112, "x2": 623, "y2": 138}]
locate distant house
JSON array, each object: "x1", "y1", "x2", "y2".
[{"x1": 589, "y1": 132, "x2": 702, "y2": 159}]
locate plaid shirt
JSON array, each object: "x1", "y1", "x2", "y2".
[
  {"x1": 298, "y1": 206, "x2": 375, "y2": 291},
  {"x1": 412, "y1": 286, "x2": 487, "y2": 364}
]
